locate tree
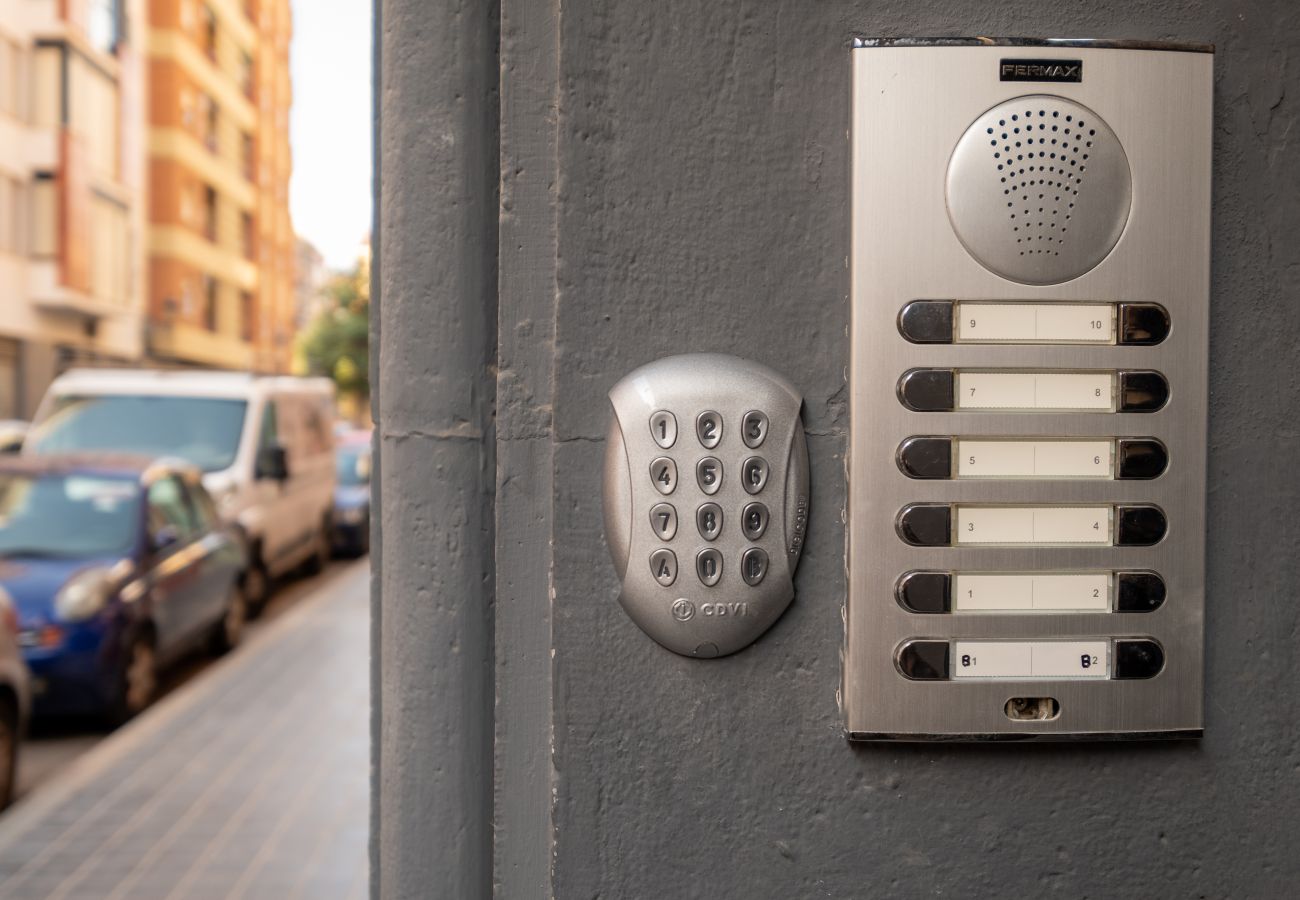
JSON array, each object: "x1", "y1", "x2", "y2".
[{"x1": 298, "y1": 260, "x2": 370, "y2": 418}]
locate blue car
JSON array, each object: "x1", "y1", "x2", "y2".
[
  {"x1": 332, "y1": 433, "x2": 371, "y2": 557},
  {"x1": 0, "y1": 455, "x2": 247, "y2": 722}
]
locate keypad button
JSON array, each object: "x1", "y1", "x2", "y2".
[
  {"x1": 649, "y1": 457, "x2": 677, "y2": 495},
  {"x1": 741, "y1": 456, "x2": 769, "y2": 494},
  {"x1": 741, "y1": 410, "x2": 769, "y2": 449},
  {"x1": 696, "y1": 457, "x2": 723, "y2": 495},
  {"x1": 696, "y1": 548, "x2": 723, "y2": 587},
  {"x1": 649, "y1": 549, "x2": 677, "y2": 586},
  {"x1": 696, "y1": 503, "x2": 723, "y2": 541},
  {"x1": 741, "y1": 502, "x2": 769, "y2": 540},
  {"x1": 649, "y1": 503, "x2": 678, "y2": 541},
  {"x1": 740, "y1": 548, "x2": 769, "y2": 586},
  {"x1": 696, "y1": 411, "x2": 723, "y2": 449},
  {"x1": 649, "y1": 411, "x2": 677, "y2": 449}
]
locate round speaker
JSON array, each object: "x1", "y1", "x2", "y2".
[{"x1": 946, "y1": 95, "x2": 1132, "y2": 285}]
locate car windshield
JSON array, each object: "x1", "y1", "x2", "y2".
[
  {"x1": 0, "y1": 473, "x2": 139, "y2": 558},
  {"x1": 30, "y1": 396, "x2": 248, "y2": 473},
  {"x1": 336, "y1": 447, "x2": 370, "y2": 486}
]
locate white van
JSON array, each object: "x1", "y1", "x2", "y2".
[{"x1": 26, "y1": 370, "x2": 337, "y2": 611}]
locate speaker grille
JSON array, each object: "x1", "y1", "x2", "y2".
[{"x1": 946, "y1": 96, "x2": 1132, "y2": 285}]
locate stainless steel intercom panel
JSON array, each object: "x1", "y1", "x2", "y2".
[
  {"x1": 603, "y1": 354, "x2": 810, "y2": 657},
  {"x1": 847, "y1": 39, "x2": 1212, "y2": 739}
]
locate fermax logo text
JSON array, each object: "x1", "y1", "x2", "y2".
[{"x1": 999, "y1": 59, "x2": 1083, "y2": 83}]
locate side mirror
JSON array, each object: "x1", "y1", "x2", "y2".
[
  {"x1": 152, "y1": 525, "x2": 182, "y2": 553},
  {"x1": 256, "y1": 444, "x2": 290, "y2": 481}
]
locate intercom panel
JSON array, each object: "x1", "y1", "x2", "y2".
[{"x1": 847, "y1": 39, "x2": 1212, "y2": 739}]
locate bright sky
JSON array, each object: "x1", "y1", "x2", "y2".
[{"x1": 289, "y1": 0, "x2": 372, "y2": 271}]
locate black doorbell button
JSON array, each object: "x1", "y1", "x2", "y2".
[
  {"x1": 1114, "y1": 639, "x2": 1165, "y2": 679},
  {"x1": 1116, "y1": 572, "x2": 1167, "y2": 612},
  {"x1": 1116, "y1": 439, "x2": 1169, "y2": 479},
  {"x1": 897, "y1": 437, "x2": 953, "y2": 479},
  {"x1": 896, "y1": 571, "x2": 951, "y2": 614},
  {"x1": 897, "y1": 640, "x2": 950, "y2": 680},
  {"x1": 1115, "y1": 506, "x2": 1167, "y2": 546},
  {"x1": 898, "y1": 301, "x2": 955, "y2": 344},
  {"x1": 1118, "y1": 304, "x2": 1171, "y2": 345},
  {"x1": 898, "y1": 369, "x2": 956, "y2": 412},
  {"x1": 1118, "y1": 371, "x2": 1170, "y2": 412},
  {"x1": 897, "y1": 504, "x2": 952, "y2": 547}
]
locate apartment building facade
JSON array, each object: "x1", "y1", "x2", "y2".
[
  {"x1": 144, "y1": 0, "x2": 295, "y2": 373},
  {"x1": 0, "y1": 0, "x2": 147, "y2": 418}
]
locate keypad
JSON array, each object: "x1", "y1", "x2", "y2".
[
  {"x1": 643, "y1": 411, "x2": 775, "y2": 590},
  {"x1": 605, "y1": 353, "x2": 809, "y2": 658}
]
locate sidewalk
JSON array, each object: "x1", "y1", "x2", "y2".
[{"x1": 0, "y1": 560, "x2": 370, "y2": 899}]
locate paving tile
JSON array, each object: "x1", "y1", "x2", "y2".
[{"x1": 0, "y1": 563, "x2": 370, "y2": 900}]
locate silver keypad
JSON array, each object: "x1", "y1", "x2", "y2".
[{"x1": 603, "y1": 354, "x2": 811, "y2": 657}]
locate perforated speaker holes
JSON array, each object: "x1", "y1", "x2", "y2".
[{"x1": 946, "y1": 96, "x2": 1133, "y2": 286}]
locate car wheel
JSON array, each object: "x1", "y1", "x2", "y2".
[
  {"x1": 0, "y1": 697, "x2": 17, "y2": 810},
  {"x1": 209, "y1": 582, "x2": 247, "y2": 655},
  {"x1": 243, "y1": 557, "x2": 271, "y2": 619},
  {"x1": 111, "y1": 633, "x2": 157, "y2": 725}
]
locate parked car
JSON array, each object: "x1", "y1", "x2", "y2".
[
  {"x1": 0, "y1": 421, "x2": 28, "y2": 454},
  {"x1": 0, "y1": 590, "x2": 31, "y2": 809},
  {"x1": 333, "y1": 431, "x2": 371, "y2": 557},
  {"x1": 25, "y1": 370, "x2": 337, "y2": 614},
  {"x1": 0, "y1": 454, "x2": 246, "y2": 722}
]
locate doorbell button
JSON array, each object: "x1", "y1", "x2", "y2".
[
  {"x1": 1116, "y1": 572, "x2": 1167, "y2": 613},
  {"x1": 1118, "y1": 304, "x2": 1171, "y2": 345},
  {"x1": 603, "y1": 354, "x2": 810, "y2": 658},
  {"x1": 696, "y1": 411, "x2": 723, "y2": 448},
  {"x1": 896, "y1": 571, "x2": 951, "y2": 614},
  {"x1": 649, "y1": 457, "x2": 677, "y2": 494},
  {"x1": 898, "y1": 300, "x2": 955, "y2": 344},
  {"x1": 1115, "y1": 505, "x2": 1167, "y2": 546},
  {"x1": 1114, "y1": 639, "x2": 1166, "y2": 679},
  {"x1": 649, "y1": 410, "x2": 677, "y2": 448},
  {"x1": 1116, "y1": 439, "x2": 1168, "y2": 480},
  {"x1": 897, "y1": 640, "x2": 950, "y2": 680},
  {"x1": 897, "y1": 436, "x2": 953, "y2": 479},
  {"x1": 898, "y1": 369, "x2": 956, "y2": 412},
  {"x1": 1118, "y1": 371, "x2": 1170, "y2": 412},
  {"x1": 897, "y1": 504, "x2": 952, "y2": 547},
  {"x1": 946, "y1": 96, "x2": 1133, "y2": 286}
]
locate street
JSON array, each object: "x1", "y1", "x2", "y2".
[{"x1": 0, "y1": 558, "x2": 369, "y2": 898}]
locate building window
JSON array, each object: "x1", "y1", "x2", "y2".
[
  {"x1": 0, "y1": 176, "x2": 23, "y2": 256},
  {"x1": 241, "y1": 211, "x2": 256, "y2": 260},
  {"x1": 201, "y1": 5, "x2": 218, "y2": 61},
  {"x1": 202, "y1": 276, "x2": 218, "y2": 331},
  {"x1": 203, "y1": 185, "x2": 217, "y2": 241},
  {"x1": 198, "y1": 93, "x2": 218, "y2": 151},
  {"x1": 0, "y1": 37, "x2": 25, "y2": 120},
  {"x1": 238, "y1": 50, "x2": 254, "y2": 100},
  {"x1": 87, "y1": 0, "x2": 123, "y2": 55},
  {"x1": 240, "y1": 291, "x2": 255, "y2": 342},
  {"x1": 30, "y1": 174, "x2": 56, "y2": 257},
  {"x1": 241, "y1": 132, "x2": 255, "y2": 181}
]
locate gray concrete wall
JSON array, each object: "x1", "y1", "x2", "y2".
[{"x1": 377, "y1": 0, "x2": 1300, "y2": 896}]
